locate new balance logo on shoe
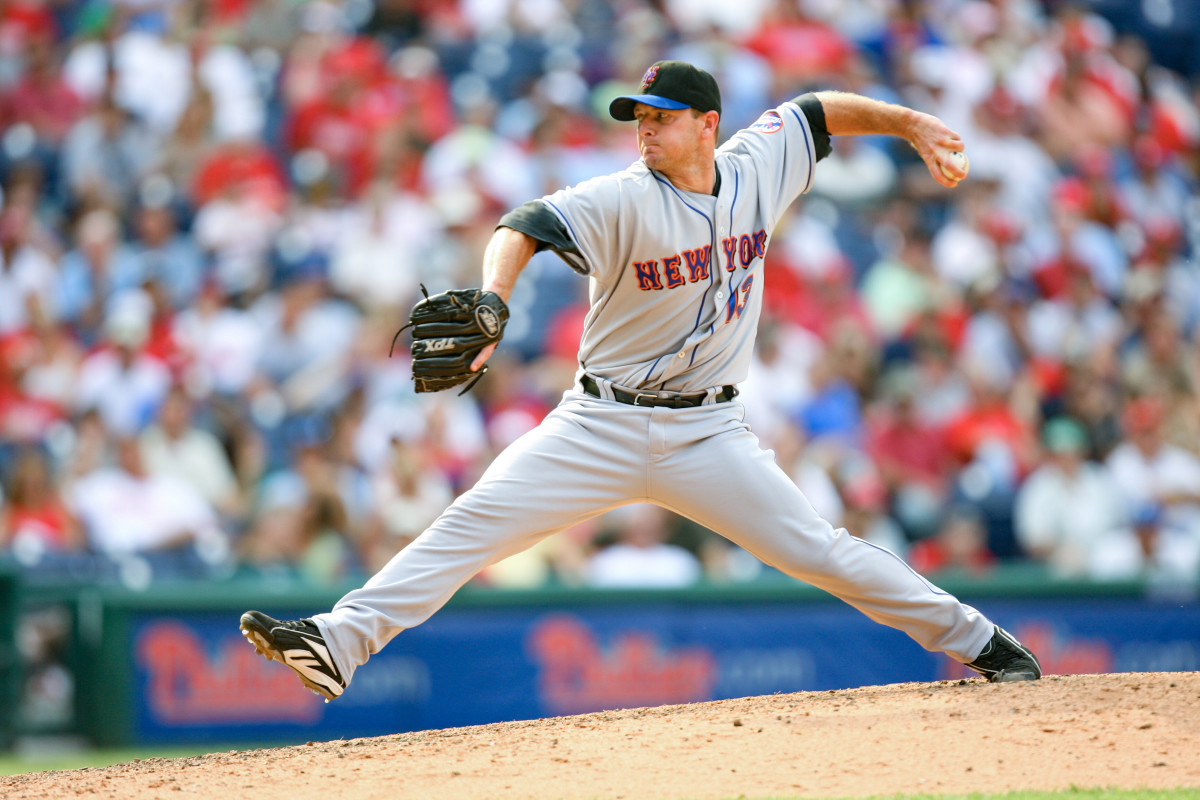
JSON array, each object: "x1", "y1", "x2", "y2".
[
  {"x1": 282, "y1": 641, "x2": 343, "y2": 697},
  {"x1": 967, "y1": 625, "x2": 1042, "y2": 683},
  {"x1": 240, "y1": 610, "x2": 347, "y2": 701}
]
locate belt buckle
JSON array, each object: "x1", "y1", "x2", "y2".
[{"x1": 633, "y1": 392, "x2": 658, "y2": 407}]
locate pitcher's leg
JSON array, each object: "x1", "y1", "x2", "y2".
[
  {"x1": 315, "y1": 396, "x2": 643, "y2": 682},
  {"x1": 653, "y1": 408, "x2": 993, "y2": 662}
]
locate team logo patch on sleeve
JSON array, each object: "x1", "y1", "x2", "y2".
[{"x1": 749, "y1": 110, "x2": 783, "y2": 133}]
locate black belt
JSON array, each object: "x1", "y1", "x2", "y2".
[{"x1": 580, "y1": 375, "x2": 737, "y2": 408}]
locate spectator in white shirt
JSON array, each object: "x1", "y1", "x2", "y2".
[
  {"x1": 0, "y1": 204, "x2": 58, "y2": 336},
  {"x1": 68, "y1": 436, "x2": 229, "y2": 579},
  {"x1": 362, "y1": 436, "x2": 454, "y2": 573},
  {"x1": 329, "y1": 184, "x2": 442, "y2": 312},
  {"x1": 1015, "y1": 417, "x2": 1126, "y2": 578},
  {"x1": 74, "y1": 290, "x2": 171, "y2": 436},
  {"x1": 173, "y1": 281, "x2": 265, "y2": 397},
  {"x1": 584, "y1": 505, "x2": 702, "y2": 589},
  {"x1": 1088, "y1": 505, "x2": 1200, "y2": 587},
  {"x1": 139, "y1": 387, "x2": 243, "y2": 520},
  {"x1": 1106, "y1": 397, "x2": 1200, "y2": 552}
]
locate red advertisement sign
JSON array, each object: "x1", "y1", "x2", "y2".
[
  {"x1": 137, "y1": 622, "x2": 323, "y2": 725},
  {"x1": 526, "y1": 614, "x2": 716, "y2": 715}
]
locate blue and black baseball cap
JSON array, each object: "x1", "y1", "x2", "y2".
[{"x1": 608, "y1": 61, "x2": 722, "y2": 121}]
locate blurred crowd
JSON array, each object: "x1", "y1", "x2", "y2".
[{"x1": 1, "y1": 0, "x2": 1199, "y2": 592}]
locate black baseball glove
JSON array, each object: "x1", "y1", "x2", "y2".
[{"x1": 391, "y1": 286, "x2": 509, "y2": 394}]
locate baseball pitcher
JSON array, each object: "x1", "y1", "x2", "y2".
[{"x1": 241, "y1": 61, "x2": 1039, "y2": 702}]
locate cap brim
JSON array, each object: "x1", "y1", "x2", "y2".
[{"x1": 609, "y1": 94, "x2": 691, "y2": 121}]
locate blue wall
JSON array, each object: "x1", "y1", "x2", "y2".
[{"x1": 125, "y1": 592, "x2": 1200, "y2": 745}]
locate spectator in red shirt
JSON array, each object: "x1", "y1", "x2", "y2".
[
  {"x1": 0, "y1": 0, "x2": 57, "y2": 56},
  {"x1": 942, "y1": 362, "x2": 1040, "y2": 560},
  {"x1": 908, "y1": 506, "x2": 995, "y2": 577},
  {"x1": 284, "y1": 37, "x2": 399, "y2": 197},
  {"x1": 0, "y1": 325, "x2": 71, "y2": 444},
  {"x1": 191, "y1": 136, "x2": 287, "y2": 210},
  {"x1": 386, "y1": 45, "x2": 456, "y2": 146},
  {"x1": 768, "y1": 259, "x2": 874, "y2": 344},
  {"x1": 286, "y1": 76, "x2": 374, "y2": 195},
  {"x1": 944, "y1": 362, "x2": 1036, "y2": 474},
  {"x1": 3, "y1": 38, "x2": 83, "y2": 148},
  {"x1": 867, "y1": 367, "x2": 953, "y2": 541},
  {"x1": 473, "y1": 352, "x2": 552, "y2": 452},
  {"x1": 1034, "y1": 50, "x2": 1133, "y2": 164},
  {"x1": 0, "y1": 446, "x2": 84, "y2": 556},
  {"x1": 740, "y1": 0, "x2": 853, "y2": 95}
]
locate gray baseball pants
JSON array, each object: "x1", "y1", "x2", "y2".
[{"x1": 313, "y1": 389, "x2": 994, "y2": 684}]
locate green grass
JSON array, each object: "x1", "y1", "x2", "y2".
[
  {"x1": 715, "y1": 792, "x2": 1200, "y2": 800},
  {"x1": 0, "y1": 743, "x2": 270, "y2": 777},
  {"x1": 4, "y1": 753, "x2": 1198, "y2": 800}
]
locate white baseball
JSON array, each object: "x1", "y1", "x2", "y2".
[{"x1": 941, "y1": 150, "x2": 969, "y2": 181}]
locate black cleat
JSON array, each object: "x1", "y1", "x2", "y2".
[
  {"x1": 967, "y1": 625, "x2": 1042, "y2": 682},
  {"x1": 240, "y1": 610, "x2": 346, "y2": 701}
]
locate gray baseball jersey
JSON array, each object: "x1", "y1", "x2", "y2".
[
  {"x1": 541, "y1": 103, "x2": 814, "y2": 392},
  {"x1": 309, "y1": 97, "x2": 996, "y2": 689}
]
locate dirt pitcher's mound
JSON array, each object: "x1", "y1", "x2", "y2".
[{"x1": 4, "y1": 672, "x2": 1199, "y2": 800}]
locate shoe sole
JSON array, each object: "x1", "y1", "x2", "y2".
[
  {"x1": 990, "y1": 668, "x2": 1040, "y2": 682},
  {"x1": 239, "y1": 613, "x2": 341, "y2": 701}
]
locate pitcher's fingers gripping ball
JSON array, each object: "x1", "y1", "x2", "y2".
[
  {"x1": 392, "y1": 286, "x2": 509, "y2": 394},
  {"x1": 941, "y1": 150, "x2": 969, "y2": 183}
]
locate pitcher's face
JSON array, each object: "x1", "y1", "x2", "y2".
[{"x1": 633, "y1": 103, "x2": 706, "y2": 173}]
